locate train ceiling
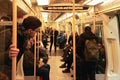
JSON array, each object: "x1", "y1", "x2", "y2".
[
  {"x1": 0, "y1": 0, "x2": 85, "y2": 21},
  {"x1": 2, "y1": 0, "x2": 118, "y2": 22},
  {"x1": 30, "y1": 0, "x2": 86, "y2": 22}
]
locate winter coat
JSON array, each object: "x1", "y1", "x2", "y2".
[{"x1": 76, "y1": 31, "x2": 98, "y2": 59}]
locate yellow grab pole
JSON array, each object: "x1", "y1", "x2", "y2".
[
  {"x1": 72, "y1": 0, "x2": 76, "y2": 80},
  {"x1": 23, "y1": 0, "x2": 35, "y2": 15},
  {"x1": 93, "y1": 6, "x2": 96, "y2": 33},
  {"x1": 80, "y1": 13, "x2": 83, "y2": 34},
  {"x1": 34, "y1": 34, "x2": 37, "y2": 76},
  {"x1": 40, "y1": 28, "x2": 42, "y2": 41},
  {"x1": 12, "y1": 0, "x2": 17, "y2": 80}
]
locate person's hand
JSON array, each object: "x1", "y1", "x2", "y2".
[
  {"x1": 9, "y1": 44, "x2": 19, "y2": 57},
  {"x1": 38, "y1": 62, "x2": 45, "y2": 68},
  {"x1": 38, "y1": 58, "x2": 45, "y2": 68}
]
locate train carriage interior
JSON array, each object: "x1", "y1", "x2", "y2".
[{"x1": 0, "y1": 0, "x2": 120, "y2": 80}]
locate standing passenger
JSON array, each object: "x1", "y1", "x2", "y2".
[
  {"x1": 53, "y1": 29, "x2": 58, "y2": 55},
  {"x1": 49, "y1": 29, "x2": 53, "y2": 55},
  {"x1": 8, "y1": 16, "x2": 50, "y2": 80},
  {"x1": 76, "y1": 26, "x2": 98, "y2": 80}
]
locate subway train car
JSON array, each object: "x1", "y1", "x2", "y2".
[{"x1": 0, "y1": 0, "x2": 120, "y2": 80}]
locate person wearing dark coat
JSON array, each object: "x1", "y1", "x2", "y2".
[
  {"x1": 76, "y1": 26, "x2": 98, "y2": 80},
  {"x1": 53, "y1": 29, "x2": 58, "y2": 55},
  {"x1": 1, "y1": 16, "x2": 50, "y2": 80},
  {"x1": 49, "y1": 29, "x2": 53, "y2": 55}
]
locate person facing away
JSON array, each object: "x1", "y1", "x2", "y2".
[
  {"x1": 7, "y1": 16, "x2": 49, "y2": 80},
  {"x1": 53, "y1": 29, "x2": 59, "y2": 55},
  {"x1": 49, "y1": 29, "x2": 53, "y2": 55},
  {"x1": 76, "y1": 26, "x2": 98, "y2": 80}
]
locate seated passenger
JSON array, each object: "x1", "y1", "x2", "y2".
[
  {"x1": 59, "y1": 46, "x2": 73, "y2": 73},
  {"x1": 23, "y1": 37, "x2": 50, "y2": 80}
]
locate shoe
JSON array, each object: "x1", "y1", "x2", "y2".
[
  {"x1": 62, "y1": 69, "x2": 70, "y2": 73},
  {"x1": 59, "y1": 64, "x2": 66, "y2": 68}
]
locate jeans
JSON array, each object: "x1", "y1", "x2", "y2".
[{"x1": 36, "y1": 64, "x2": 50, "y2": 80}]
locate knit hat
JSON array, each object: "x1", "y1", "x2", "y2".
[{"x1": 22, "y1": 16, "x2": 42, "y2": 30}]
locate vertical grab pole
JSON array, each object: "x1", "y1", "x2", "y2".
[
  {"x1": 40, "y1": 27, "x2": 42, "y2": 42},
  {"x1": 93, "y1": 6, "x2": 96, "y2": 33},
  {"x1": 34, "y1": 34, "x2": 37, "y2": 76},
  {"x1": 80, "y1": 13, "x2": 84, "y2": 34},
  {"x1": 72, "y1": 0, "x2": 76, "y2": 80},
  {"x1": 12, "y1": 0, "x2": 17, "y2": 80}
]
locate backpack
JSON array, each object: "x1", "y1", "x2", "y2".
[{"x1": 84, "y1": 39, "x2": 99, "y2": 62}]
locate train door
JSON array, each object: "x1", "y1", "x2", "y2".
[{"x1": 100, "y1": 12, "x2": 120, "y2": 80}]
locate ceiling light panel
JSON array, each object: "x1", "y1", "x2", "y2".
[
  {"x1": 37, "y1": 0, "x2": 49, "y2": 5},
  {"x1": 84, "y1": 0, "x2": 104, "y2": 5}
]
